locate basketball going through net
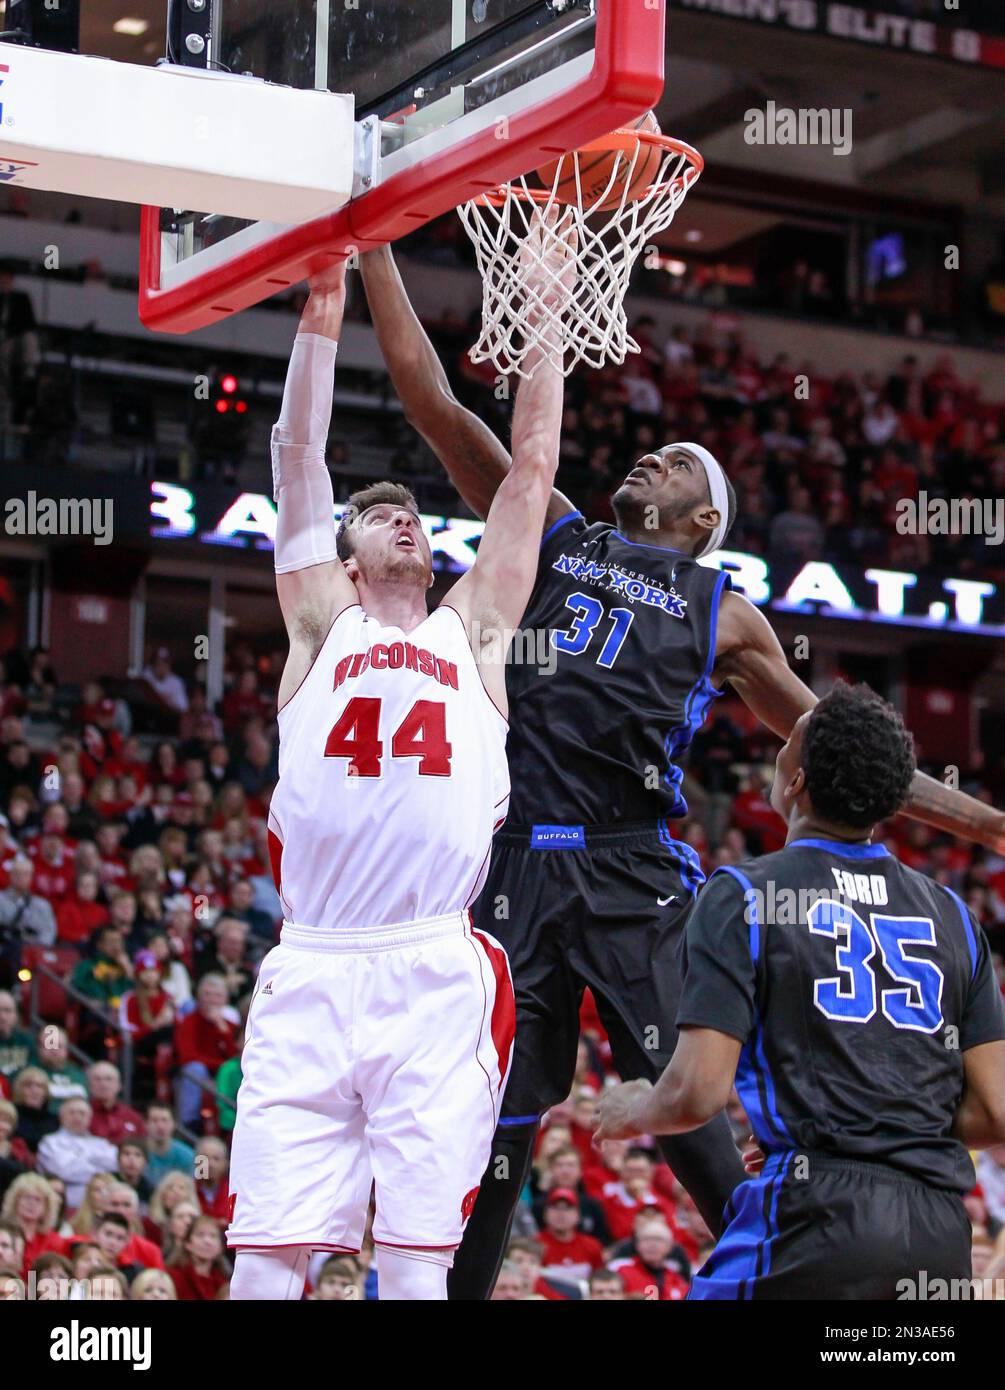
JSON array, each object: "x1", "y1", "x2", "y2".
[{"x1": 458, "y1": 115, "x2": 703, "y2": 379}]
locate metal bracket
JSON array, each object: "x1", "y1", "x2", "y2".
[{"x1": 353, "y1": 113, "x2": 381, "y2": 200}]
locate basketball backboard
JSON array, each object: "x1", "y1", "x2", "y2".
[{"x1": 139, "y1": 0, "x2": 667, "y2": 334}]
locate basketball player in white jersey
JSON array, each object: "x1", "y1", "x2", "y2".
[{"x1": 227, "y1": 229, "x2": 573, "y2": 1300}]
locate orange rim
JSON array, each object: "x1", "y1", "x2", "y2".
[{"x1": 472, "y1": 131, "x2": 703, "y2": 209}]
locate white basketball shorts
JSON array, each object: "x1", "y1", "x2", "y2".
[{"x1": 226, "y1": 910, "x2": 514, "y2": 1253}]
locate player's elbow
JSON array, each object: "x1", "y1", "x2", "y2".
[
  {"x1": 402, "y1": 382, "x2": 459, "y2": 437},
  {"x1": 987, "y1": 1099, "x2": 1005, "y2": 1145}
]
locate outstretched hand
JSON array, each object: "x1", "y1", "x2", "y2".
[{"x1": 520, "y1": 204, "x2": 578, "y2": 324}]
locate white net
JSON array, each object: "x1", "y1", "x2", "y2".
[{"x1": 457, "y1": 133, "x2": 702, "y2": 379}]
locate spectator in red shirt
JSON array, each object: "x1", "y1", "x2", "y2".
[
  {"x1": 536, "y1": 1189, "x2": 605, "y2": 1285},
  {"x1": 92, "y1": 1211, "x2": 144, "y2": 1279},
  {"x1": 567, "y1": 1090, "x2": 600, "y2": 1170},
  {"x1": 609, "y1": 1211, "x2": 690, "y2": 1301},
  {"x1": 26, "y1": 831, "x2": 74, "y2": 904},
  {"x1": 174, "y1": 973, "x2": 238, "y2": 1128},
  {"x1": 0, "y1": 1095, "x2": 32, "y2": 1175},
  {"x1": 118, "y1": 949, "x2": 175, "y2": 1055},
  {"x1": 94, "y1": 823, "x2": 131, "y2": 892},
  {"x1": 56, "y1": 870, "x2": 109, "y2": 944},
  {"x1": 1, "y1": 1172, "x2": 66, "y2": 1277},
  {"x1": 102, "y1": 1181, "x2": 164, "y2": 1270},
  {"x1": 730, "y1": 770, "x2": 786, "y2": 855},
  {"x1": 194, "y1": 1135, "x2": 231, "y2": 1224},
  {"x1": 178, "y1": 689, "x2": 223, "y2": 745},
  {"x1": 221, "y1": 670, "x2": 270, "y2": 734},
  {"x1": 87, "y1": 1061, "x2": 145, "y2": 1145},
  {"x1": 532, "y1": 1145, "x2": 610, "y2": 1243},
  {"x1": 168, "y1": 1213, "x2": 229, "y2": 1300},
  {"x1": 600, "y1": 1146, "x2": 678, "y2": 1242}
]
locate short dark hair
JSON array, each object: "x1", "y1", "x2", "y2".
[
  {"x1": 336, "y1": 482, "x2": 419, "y2": 562},
  {"x1": 96, "y1": 1212, "x2": 131, "y2": 1233},
  {"x1": 722, "y1": 473, "x2": 737, "y2": 542},
  {"x1": 589, "y1": 1268, "x2": 624, "y2": 1289},
  {"x1": 801, "y1": 682, "x2": 916, "y2": 831}
]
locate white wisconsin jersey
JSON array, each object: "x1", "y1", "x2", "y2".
[{"x1": 268, "y1": 602, "x2": 510, "y2": 932}]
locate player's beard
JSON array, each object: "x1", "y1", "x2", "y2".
[
  {"x1": 367, "y1": 544, "x2": 432, "y2": 587},
  {"x1": 612, "y1": 483, "x2": 697, "y2": 533}
]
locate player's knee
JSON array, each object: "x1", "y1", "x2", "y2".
[
  {"x1": 231, "y1": 1245, "x2": 311, "y2": 1301},
  {"x1": 375, "y1": 1244, "x2": 453, "y2": 1300}
]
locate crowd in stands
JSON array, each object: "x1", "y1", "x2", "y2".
[
  {"x1": 3, "y1": 227, "x2": 1004, "y2": 581},
  {"x1": 442, "y1": 311, "x2": 1005, "y2": 582},
  {"x1": 0, "y1": 631, "x2": 1003, "y2": 1301},
  {"x1": 3, "y1": 201, "x2": 1005, "y2": 1299}
]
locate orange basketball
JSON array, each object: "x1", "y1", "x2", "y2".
[{"x1": 537, "y1": 111, "x2": 662, "y2": 212}]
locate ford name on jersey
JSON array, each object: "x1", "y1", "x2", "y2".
[{"x1": 551, "y1": 554, "x2": 689, "y2": 619}]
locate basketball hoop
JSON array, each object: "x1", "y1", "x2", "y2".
[{"x1": 457, "y1": 130, "x2": 703, "y2": 379}]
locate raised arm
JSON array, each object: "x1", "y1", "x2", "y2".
[
  {"x1": 447, "y1": 215, "x2": 575, "y2": 712},
  {"x1": 273, "y1": 264, "x2": 357, "y2": 709},
  {"x1": 715, "y1": 590, "x2": 1005, "y2": 852},
  {"x1": 359, "y1": 244, "x2": 574, "y2": 527}
]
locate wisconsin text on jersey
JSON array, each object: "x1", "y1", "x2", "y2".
[
  {"x1": 551, "y1": 554, "x2": 689, "y2": 619},
  {"x1": 332, "y1": 641, "x2": 460, "y2": 693}
]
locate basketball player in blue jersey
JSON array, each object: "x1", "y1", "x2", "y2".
[
  {"x1": 360, "y1": 245, "x2": 1005, "y2": 1300},
  {"x1": 596, "y1": 683, "x2": 1005, "y2": 1299}
]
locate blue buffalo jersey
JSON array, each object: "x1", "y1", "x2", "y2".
[
  {"x1": 677, "y1": 837, "x2": 1005, "y2": 1191},
  {"x1": 503, "y1": 511, "x2": 730, "y2": 826}
]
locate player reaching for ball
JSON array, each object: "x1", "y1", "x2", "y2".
[
  {"x1": 359, "y1": 242, "x2": 1005, "y2": 1301},
  {"x1": 227, "y1": 217, "x2": 576, "y2": 1302}
]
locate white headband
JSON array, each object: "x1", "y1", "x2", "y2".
[{"x1": 675, "y1": 442, "x2": 729, "y2": 557}]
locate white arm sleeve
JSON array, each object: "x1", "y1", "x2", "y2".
[{"x1": 272, "y1": 331, "x2": 340, "y2": 575}]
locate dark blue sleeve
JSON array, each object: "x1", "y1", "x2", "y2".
[
  {"x1": 676, "y1": 870, "x2": 757, "y2": 1044},
  {"x1": 961, "y1": 923, "x2": 1005, "y2": 1051},
  {"x1": 538, "y1": 510, "x2": 587, "y2": 568}
]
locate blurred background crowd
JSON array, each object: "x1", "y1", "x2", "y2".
[{"x1": 0, "y1": 630, "x2": 1003, "y2": 1301}]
